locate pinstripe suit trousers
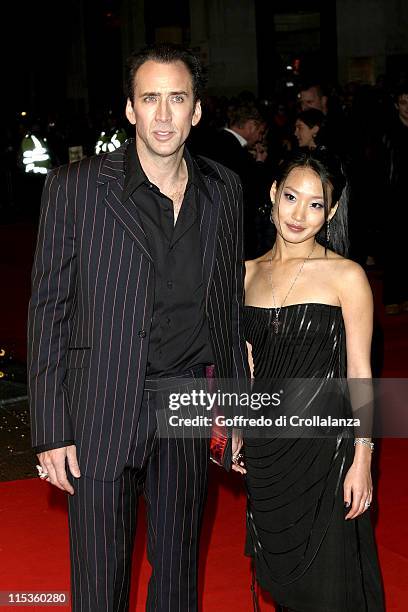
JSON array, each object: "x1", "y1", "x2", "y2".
[{"x1": 67, "y1": 382, "x2": 209, "y2": 611}]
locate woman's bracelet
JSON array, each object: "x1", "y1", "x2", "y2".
[{"x1": 354, "y1": 438, "x2": 374, "y2": 452}]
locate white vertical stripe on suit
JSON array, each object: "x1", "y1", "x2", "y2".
[{"x1": 67, "y1": 386, "x2": 209, "y2": 611}]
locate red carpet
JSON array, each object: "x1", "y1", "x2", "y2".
[
  {"x1": 0, "y1": 223, "x2": 407, "y2": 610},
  {"x1": 1, "y1": 444, "x2": 407, "y2": 611}
]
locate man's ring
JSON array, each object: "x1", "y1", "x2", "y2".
[
  {"x1": 232, "y1": 452, "x2": 244, "y2": 465},
  {"x1": 36, "y1": 464, "x2": 49, "y2": 479},
  {"x1": 364, "y1": 500, "x2": 371, "y2": 508}
]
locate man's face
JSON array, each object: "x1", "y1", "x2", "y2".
[
  {"x1": 244, "y1": 119, "x2": 265, "y2": 147},
  {"x1": 300, "y1": 87, "x2": 325, "y2": 112},
  {"x1": 396, "y1": 94, "x2": 408, "y2": 123},
  {"x1": 125, "y1": 60, "x2": 201, "y2": 159}
]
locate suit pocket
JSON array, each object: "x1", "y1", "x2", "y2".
[{"x1": 66, "y1": 347, "x2": 91, "y2": 369}]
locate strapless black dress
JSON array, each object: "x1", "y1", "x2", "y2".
[{"x1": 244, "y1": 304, "x2": 384, "y2": 612}]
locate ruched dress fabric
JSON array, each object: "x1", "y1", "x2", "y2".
[{"x1": 244, "y1": 304, "x2": 384, "y2": 612}]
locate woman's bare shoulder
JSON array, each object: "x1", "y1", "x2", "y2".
[
  {"x1": 329, "y1": 255, "x2": 366, "y2": 274},
  {"x1": 244, "y1": 258, "x2": 257, "y2": 271},
  {"x1": 245, "y1": 253, "x2": 270, "y2": 273},
  {"x1": 328, "y1": 257, "x2": 370, "y2": 294},
  {"x1": 245, "y1": 254, "x2": 270, "y2": 296},
  {"x1": 321, "y1": 251, "x2": 366, "y2": 275}
]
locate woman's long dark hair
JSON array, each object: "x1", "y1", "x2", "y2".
[
  {"x1": 296, "y1": 109, "x2": 325, "y2": 129},
  {"x1": 273, "y1": 147, "x2": 349, "y2": 256}
]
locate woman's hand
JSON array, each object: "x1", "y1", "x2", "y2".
[
  {"x1": 343, "y1": 456, "x2": 372, "y2": 520},
  {"x1": 231, "y1": 429, "x2": 246, "y2": 474}
]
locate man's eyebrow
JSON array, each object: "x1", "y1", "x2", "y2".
[
  {"x1": 139, "y1": 90, "x2": 189, "y2": 97},
  {"x1": 169, "y1": 90, "x2": 189, "y2": 96}
]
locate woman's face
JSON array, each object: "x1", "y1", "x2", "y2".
[
  {"x1": 397, "y1": 94, "x2": 408, "y2": 123},
  {"x1": 294, "y1": 119, "x2": 318, "y2": 148},
  {"x1": 271, "y1": 166, "x2": 335, "y2": 244}
]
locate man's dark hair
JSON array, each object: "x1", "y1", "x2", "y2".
[
  {"x1": 228, "y1": 103, "x2": 264, "y2": 128},
  {"x1": 299, "y1": 82, "x2": 328, "y2": 98},
  {"x1": 126, "y1": 43, "x2": 206, "y2": 104},
  {"x1": 393, "y1": 81, "x2": 408, "y2": 101}
]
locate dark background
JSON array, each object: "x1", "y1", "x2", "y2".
[{"x1": 5, "y1": 0, "x2": 404, "y2": 118}]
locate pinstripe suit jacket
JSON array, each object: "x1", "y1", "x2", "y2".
[{"x1": 28, "y1": 141, "x2": 249, "y2": 481}]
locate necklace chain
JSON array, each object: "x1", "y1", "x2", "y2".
[{"x1": 269, "y1": 242, "x2": 316, "y2": 333}]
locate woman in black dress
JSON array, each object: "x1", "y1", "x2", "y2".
[{"x1": 240, "y1": 149, "x2": 384, "y2": 611}]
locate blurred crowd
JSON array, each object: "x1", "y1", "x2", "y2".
[
  {"x1": 1, "y1": 73, "x2": 408, "y2": 312},
  {"x1": 192, "y1": 76, "x2": 408, "y2": 314}
]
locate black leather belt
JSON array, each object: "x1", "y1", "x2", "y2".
[{"x1": 144, "y1": 364, "x2": 208, "y2": 392}]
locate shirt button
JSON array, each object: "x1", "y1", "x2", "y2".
[
  {"x1": 167, "y1": 281, "x2": 173, "y2": 289},
  {"x1": 138, "y1": 330, "x2": 146, "y2": 338},
  {"x1": 148, "y1": 183, "x2": 153, "y2": 189}
]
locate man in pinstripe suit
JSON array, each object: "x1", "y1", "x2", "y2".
[{"x1": 28, "y1": 43, "x2": 249, "y2": 611}]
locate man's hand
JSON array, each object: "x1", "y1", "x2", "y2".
[
  {"x1": 253, "y1": 142, "x2": 268, "y2": 163},
  {"x1": 231, "y1": 429, "x2": 246, "y2": 474},
  {"x1": 37, "y1": 445, "x2": 81, "y2": 495}
]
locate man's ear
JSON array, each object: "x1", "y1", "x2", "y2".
[
  {"x1": 328, "y1": 201, "x2": 339, "y2": 221},
  {"x1": 125, "y1": 98, "x2": 136, "y2": 125},
  {"x1": 270, "y1": 181, "x2": 277, "y2": 204},
  {"x1": 192, "y1": 100, "x2": 202, "y2": 127}
]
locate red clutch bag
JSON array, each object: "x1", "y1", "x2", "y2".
[{"x1": 206, "y1": 365, "x2": 232, "y2": 469}]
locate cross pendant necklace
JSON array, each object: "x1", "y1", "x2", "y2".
[
  {"x1": 269, "y1": 242, "x2": 316, "y2": 334},
  {"x1": 271, "y1": 312, "x2": 281, "y2": 333}
]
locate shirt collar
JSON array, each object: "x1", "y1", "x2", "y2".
[
  {"x1": 223, "y1": 127, "x2": 247, "y2": 147},
  {"x1": 122, "y1": 140, "x2": 200, "y2": 202}
]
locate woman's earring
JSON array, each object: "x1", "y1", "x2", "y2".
[{"x1": 326, "y1": 220, "x2": 331, "y2": 244}]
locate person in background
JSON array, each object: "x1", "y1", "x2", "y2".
[
  {"x1": 294, "y1": 109, "x2": 326, "y2": 149},
  {"x1": 204, "y1": 102, "x2": 270, "y2": 258},
  {"x1": 299, "y1": 81, "x2": 348, "y2": 155},
  {"x1": 209, "y1": 102, "x2": 267, "y2": 176},
  {"x1": 381, "y1": 82, "x2": 408, "y2": 314},
  {"x1": 299, "y1": 83, "x2": 328, "y2": 114}
]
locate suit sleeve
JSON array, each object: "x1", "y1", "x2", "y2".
[{"x1": 27, "y1": 168, "x2": 76, "y2": 449}]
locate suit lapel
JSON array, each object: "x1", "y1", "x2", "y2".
[
  {"x1": 97, "y1": 145, "x2": 225, "y2": 274},
  {"x1": 98, "y1": 143, "x2": 153, "y2": 262}
]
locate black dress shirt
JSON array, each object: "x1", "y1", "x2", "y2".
[{"x1": 123, "y1": 142, "x2": 213, "y2": 377}]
